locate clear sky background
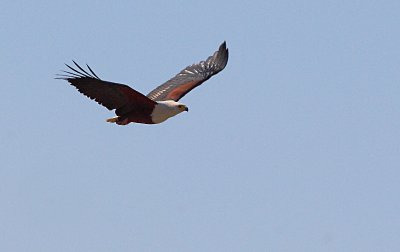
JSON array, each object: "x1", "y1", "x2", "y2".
[{"x1": 1, "y1": 1, "x2": 399, "y2": 251}]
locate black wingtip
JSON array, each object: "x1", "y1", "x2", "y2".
[
  {"x1": 56, "y1": 61, "x2": 101, "y2": 80},
  {"x1": 219, "y1": 41, "x2": 228, "y2": 57},
  {"x1": 220, "y1": 41, "x2": 227, "y2": 50},
  {"x1": 86, "y1": 64, "x2": 100, "y2": 79},
  {"x1": 215, "y1": 41, "x2": 228, "y2": 69}
]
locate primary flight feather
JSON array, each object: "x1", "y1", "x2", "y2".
[{"x1": 57, "y1": 41, "x2": 229, "y2": 125}]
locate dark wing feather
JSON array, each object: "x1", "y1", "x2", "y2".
[
  {"x1": 56, "y1": 61, "x2": 156, "y2": 116},
  {"x1": 147, "y1": 41, "x2": 229, "y2": 101}
]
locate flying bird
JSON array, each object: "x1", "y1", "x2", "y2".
[{"x1": 57, "y1": 42, "x2": 229, "y2": 125}]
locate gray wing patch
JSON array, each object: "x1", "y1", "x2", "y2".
[{"x1": 147, "y1": 41, "x2": 229, "y2": 101}]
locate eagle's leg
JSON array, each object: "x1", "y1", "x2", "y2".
[{"x1": 106, "y1": 116, "x2": 129, "y2": 125}]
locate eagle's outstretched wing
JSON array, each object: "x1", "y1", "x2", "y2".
[
  {"x1": 57, "y1": 61, "x2": 156, "y2": 116},
  {"x1": 146, "y1": 41, "x2": 229, "y2": 102}
]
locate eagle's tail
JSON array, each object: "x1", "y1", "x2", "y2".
[{"x1": 106, "y1": 116, "x2": 119, "y2": 123}]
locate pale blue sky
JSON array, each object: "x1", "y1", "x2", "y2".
[{"x1": 1, "y1": 1, "x2": 400, "y2": 251}]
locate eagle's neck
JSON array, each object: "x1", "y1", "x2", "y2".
[{"x1": 151, "y1": 100, "x2": 185, "y2": 124}]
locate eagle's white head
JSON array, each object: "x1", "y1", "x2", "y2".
[
  {"x1": 151, "y1": 100, "x2": 189, "y2": 124},
  {"x1": 160, "y1": 100, "x2": 189, "y2": 112}
]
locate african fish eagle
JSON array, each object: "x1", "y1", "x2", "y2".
[{"x1": 57, "y1": 41, "x2": 229, "y2": 125}]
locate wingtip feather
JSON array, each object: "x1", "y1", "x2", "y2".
[{"x1": 57, "y1": 61, "x2": 101, "y2": 80}]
